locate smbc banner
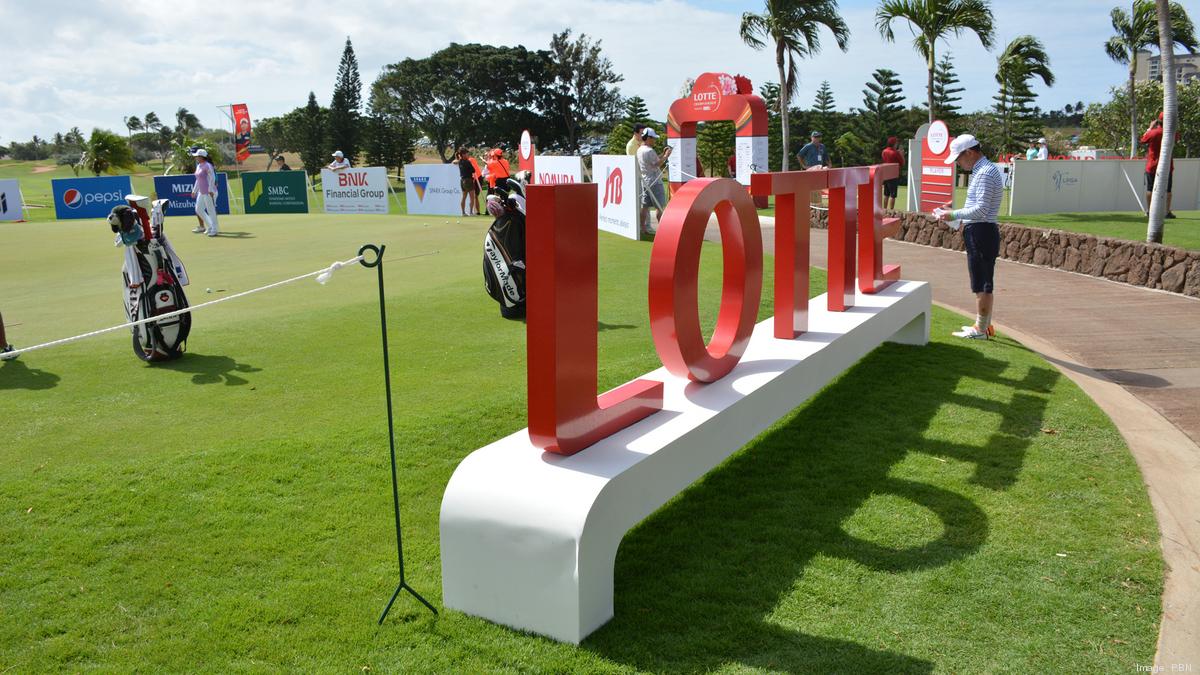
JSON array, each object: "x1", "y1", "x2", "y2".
[{"x1": 241, "y1": 171, "x2": 310, "y2": 214}]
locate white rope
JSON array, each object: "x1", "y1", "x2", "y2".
[{"x1": 4, "y1": 255, "x2": 363, "y2": 359}]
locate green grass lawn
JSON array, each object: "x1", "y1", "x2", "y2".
[
  {"x1": 0, "y1": 211, "x2": 1162, "y2": 671},
  {"x1": 0, "y1": 160, "x2": 411, "y2": 222}
]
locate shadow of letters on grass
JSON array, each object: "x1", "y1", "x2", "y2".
[
  {"x1": 156, "y1": 353, "x2": 261, "y2": 385},
  {"x1": 585, "y1": 341, "x2": 1059, "y2": 673}
]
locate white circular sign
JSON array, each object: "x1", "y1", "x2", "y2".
[
  {"x1": 520, "y1": 130, "x2": 533, "y2": 160},
  {"x1": 927, "y1": 120, "x2": 949, "y2": 155}
]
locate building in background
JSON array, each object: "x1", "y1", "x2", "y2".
[{"x1": 1134, "y1": 50, "x2": 1200, "y2": 84}]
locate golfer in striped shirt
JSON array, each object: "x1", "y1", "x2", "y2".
[{"x1": 936, "y1": 134, "x2": 1003, "y2": 340}]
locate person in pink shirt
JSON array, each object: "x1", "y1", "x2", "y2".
[{"x1": 190, "y1": 148, "x2": 219, "y2": 236}]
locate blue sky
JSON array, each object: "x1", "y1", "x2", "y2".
[{"x1": 0, "y1": 0, "x2": 1140, "y2": 143}]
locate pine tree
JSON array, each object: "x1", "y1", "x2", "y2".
[
  {"x1": 813, "y1": 81, "x2": 836, "y2": 134},
  {"x1": 329, "y1": 37, "x2": 363, "y2": 164},
  {"x1": 364, "y1": 112, "x2": 415, "y2": 173},
  {"x1": 931, "y1": 55, "x2": 965, "y2": 119},
  {"x1": 847, "y1": 69, "x2": 905, "y2": 165},
  {"x1": 603, "y1": 96, "x2": 655, "y2": 155},
  {"x1": 624, "y1": 96, "x2": 651, "y2": 125},
  {"x1": 299, "y1": 92, "x2": 326, "y2": 177}
]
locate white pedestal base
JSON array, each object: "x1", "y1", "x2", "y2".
[{"x1": 440, "y1": 281, "x2": 932, "y2": 643}]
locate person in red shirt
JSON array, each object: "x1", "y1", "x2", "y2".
[
  {"x1": 1141, "y1": 111, "x2": 1178, "y2": 219},
  {"x1": 486, "y1": 147, "x2": 511, "y2": 194},
  {"x1": 880, "y1": 136, "x2": 904, "y2": 211}
]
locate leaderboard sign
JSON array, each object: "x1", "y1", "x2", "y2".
[
  {"x1": 241, "y1": 171, "x2": 310, "y2": 214},
  {"x1": 321, "y1": 167, "x2": 389, "y2": 214},
  {"x1": 919, "y1": 120, "x2": 955, "y2": 213},
  {"x1": 51, "y1": 176, "x2": 133, "y2": 220},
  {"x1": 152, "y1": 173, "x2": 231, "y2": 216}
]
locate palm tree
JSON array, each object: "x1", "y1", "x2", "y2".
[
  {"x1": 741, "y1": 0, "x2": 850, "y2": 171},
  {"x1": 995, "y1": 36, "x2": 1055, "y2": 151},
  {"x1": 78, "y1": 128, "x2": 135, "y2": 176},
  {"x1": 876, "y1": 0, "x2": 995, "y2": 123},
  {"x1": 143, "y1": 112, "x2": 162, "y2": 132},
  {"x1": 1148, "y1": 0, "x2": 1180, "y2": 243},
  {"x1": 123, "y1": 115, "x2": 142, "y2": 141},
  {"x1": 1104, "y1": 1, "x2": 1197, "y2": 157},
  {"x1": 174, "y1": 107, "x2": 202, "y2": 140}
]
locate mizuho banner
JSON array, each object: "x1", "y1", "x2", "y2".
[
  {"x1": 321, "y1": 167, "x2": 389, "y2": 215},
  {"x1": 152, "y1": 173, "x2": 232, "y2": 217},
  {"x1": 404, "y1": 163, "x2": 461, "y2": 216},
  {"x1": 51, "y1": 176, "x2": 133, "y2": 220},
  {"x1": 241, "y1": 171, "x2": 310, "y2": 214},
  {"x1": 591, "y1": 155, "x2": 641, "y2": 241},
  {"x1": 0, "y1": 179, "x2": 22, "y2": 222}
]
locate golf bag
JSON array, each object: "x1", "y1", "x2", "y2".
[
  {"x1": 109, "y1": 196, "x2": 191, "y2": 362},
  {"x1": 482, "y1": 176, "x2": 527, "y2": 319}
]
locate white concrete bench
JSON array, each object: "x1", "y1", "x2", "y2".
[{"x1": 440, "y1": 281, "x2": 931, "y2": 643}]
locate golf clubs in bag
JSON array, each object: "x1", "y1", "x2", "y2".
[
  {"x1": 482, "y1": 175, "x2": 528, "y2": 319},
  {"x1": 108, "y1": 195, "x2": 192, "y2": 362}
]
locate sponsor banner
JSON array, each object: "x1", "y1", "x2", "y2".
[
  {"x1": 0, "y1": 179, "x2": 22, "y2": 221},
  {"x1": 918, "y1": 119, "x2": 955, "y2": 213},
  {"x1": 321, "y1": 167, "x2": 390, "y2": 215},
  {"x1": 1010, "y1": 158, "x2": 1200, "y2": 214},
  {"x1": 404, "y1": 163, "x2": 461, "y2": 215},
  {"x1": 592, "y1": 155, "x2": 640, "y2": 241},
  {"x1": 241, "y1": 170, "x2": 310, "y2": 214},
  {"x1": 519, "y1": 129, "x2": 535, "y2": 173},
  {"x1": 152, "y1": 173, "x2": 232, "y2": 216},
  {"x1": 533, "y1": 156, "x2": 583, "y2": 185},
  {"x1": 51, "y1": 175, "x2": 133, "y2": 220},
  {"x1": 233, "y1": 103, "x2": 252, "y2": 162}
]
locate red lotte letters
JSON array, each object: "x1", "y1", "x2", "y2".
[{"x1": 527, "y1": 167, "x2": 901, "y2": 456}]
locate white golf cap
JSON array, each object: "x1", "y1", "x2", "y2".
[
  {"x1": 1038, "y1": 137, "x2": 1047, "y2": 143},
  {"x1": 641, "y1": 128, "x2": 658, "y2": 139},
  {"x1": 190, "y1": 148, "x2": 208, "y2": 157},
  {"x1": 332, "y1": 150, "x2": 344, "y2": 157},
  {"x1": 944, "y1": 134, "x2": 980, "y2": 164}
]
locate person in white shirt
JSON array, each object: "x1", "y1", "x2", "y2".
[
  {"x1": 1035, "y1": 138, "x2": 1049, "y2": 161},
  {"x1": 326, "y1": 150, "x2": 351, "y2": 172},
  {"x1": 635, "y1": 127, "x2": 672, "y2": 237},
  {"x1": 935, "y1": 134, "x2": 1004, "y2": 340}
]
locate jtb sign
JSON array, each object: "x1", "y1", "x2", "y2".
[
  {"x1": 152, "y1": 173, "x2": 232, "y2": 216},
  {"x1": 526, "y1": 164, "x2": 901, "y2": 455},
  {"x1": 51, "y1": 176, "x2": 133, "y2": 220}
]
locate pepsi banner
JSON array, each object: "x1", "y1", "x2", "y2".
[
  {"x1": 152, "y1": 173, "x2": 232, "y2": 217},
  {"x1": 0, "y1": 179, "x2": 22, "y2": 222},
  {"x1": 52, "y1": 176, "x2": 133, "y2": 220},
  {"x1": 241, "y1": 171, "x2": 310, "y2": 214},
  {"x1": 403, "y1": 163, "x2": 460, "y2": 216}
]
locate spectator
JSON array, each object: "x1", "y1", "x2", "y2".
[
  {"x1": 275, "y1": 156, "x2": 292, "y2": 171},
  {"x1": 1142, "y1": 111, "x2": 1178, "y2": 219},
  {"x1": 457, "y1": 147, "x2": 480, "y2": 217},
  {"x1": 797, "y1": 131, "x2": 828, "y2": 169},
  {"x1": 0, "y1": 310, "x2": 15, "y2": 361},
  {"x1": 1036, "y1": 138, "x2": 1049, "y2": 160},
  {"x1": 727, "y1": 153, "x2": 737, "y2": 178},
  {"x1": 326, "y1": 150, "x2": 351, "y2": 172},
  {"x1": 1025, "y1": 142, "x2": 1037, "y2": 161},
  {"x1": 880, "y1": 136, "x2": 904, "y2": 211},
  {"x1": 636, "y1": 127, "x2": 672, "y2": 237},
  {"x1": 486, "y1": 147, "x2": 511, "y2": 194},
  {"x1": 189, "y1": 149, "x2": 219, "y2": 237},
  {"x1": 626, "y1": 123, "x2": 646, "y2": 156},
  {"x1": 934, "y1": 134, "x2": 1004, "y2": 340},
  {"x1": 468, "y1": 153, "x2": 483, "y2": 215}
]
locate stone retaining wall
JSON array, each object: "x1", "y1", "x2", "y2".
[{"x1": 807, "y1": 208, "x2": 1200, "y2": 298}]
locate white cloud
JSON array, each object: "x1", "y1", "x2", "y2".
[{"x1": 0, "y1": 0, "x2": 1130, "y2": 144}]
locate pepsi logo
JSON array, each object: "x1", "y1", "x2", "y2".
[{"x1": 63, "y1": 188, "x2": 83, "y2": 209}]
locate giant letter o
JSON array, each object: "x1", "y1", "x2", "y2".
[{"x1": 649, "y1": 178, "x2": 763, "y2": 383}]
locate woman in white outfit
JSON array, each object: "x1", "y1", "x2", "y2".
[{"x1": 190, "y1": 148, "x2": 219, "y2": 236}]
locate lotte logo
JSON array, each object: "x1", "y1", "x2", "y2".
[
  {"x1": 62, "y1": 188, "x2": 83, "y2": 209},
  {"x1": 602, "y1": 167, "x2": 623, "y2": 207}
]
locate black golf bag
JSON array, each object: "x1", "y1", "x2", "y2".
[
  {"x1": 482, "y1": 176, "x2": 528, "y2": 319},
  {"x1": 109, "y1": 197, "x2": 191, "y2": 362}
]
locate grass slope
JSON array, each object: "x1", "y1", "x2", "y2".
[{"x1": 0, "y1": 213, "x2": 1161, "y2": 672}]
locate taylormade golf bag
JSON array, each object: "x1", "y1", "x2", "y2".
[
  {"x1": 108, "y1": 196, "x2": 191, "y2": 362},
  {"x1": 482, "y1": 176, "x2": 527, "y2": 319}
]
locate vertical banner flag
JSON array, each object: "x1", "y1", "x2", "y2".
[
  {"x1": 152, "y1": 173, "x2": 232, "y2": 216},
  {"x1": 403, "y1": 163, "x2": 461, "y2": 215},
  {"x1": 233, "y1": 103, "x2": 252, "y2": 162},
  {"x1": 592, "y1": 155, "x2": 641, "y2": 241},
  {"x1": 519, "y1": 129, "x2": 535, "y2": 174},
  {"x1": 321, "y1": 167, "x2": 390, "y2": 214},
  {"x1": 241, "y1": 170, "x2": 310, "y2": 213},
  {"x1": 0, "y1": 179, "x2": 23, "y2": 221},
  {"x1": 51, "y1": 176, "x2": 133, "y2": 220},
  {"x1": 919, "y1": 120, "x2": 955, "y2": 213}
]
